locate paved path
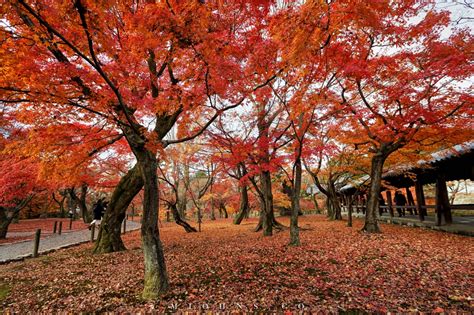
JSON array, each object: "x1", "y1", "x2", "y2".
[
  {"x1": 349, "y1": 212, "x2": 474, "y2": 236},
  {"x1": 0, "y1": 221, "x2": 141, "y2": 264}
]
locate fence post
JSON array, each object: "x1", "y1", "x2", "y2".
[
  {"x1": 90, "y1": 224, "x2": 95, "y2": 242},
  {"x1": 58, "y1": 221, "x2": 63, "y2": 235},
  {"x1": 53, "y1": 221, "x2": 57, "y2": 234},
  {"x1": 122, "y1": 219, "x2": 126, "y2": 234},
  {"x1": 33, "y1": 229, "x2": 41, "y2": 258},
  {"x1": 69, "y1": 217, "x2": 73, "y2": 230}
]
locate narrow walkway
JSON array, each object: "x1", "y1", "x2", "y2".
[
  {"x1": 0, "y1": 221, "x2": 141, "y2": 264},
  {"x1": 350, "y1": 212, "x2": 474, "y2": 236}
]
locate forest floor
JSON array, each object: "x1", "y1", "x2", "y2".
[{"x1": 0, "y1": 215, "x2": 472, "y2": 313}]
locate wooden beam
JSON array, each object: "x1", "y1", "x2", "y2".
[{"x1": 386, "y1": 191, "x2": 394, "y2": 217}]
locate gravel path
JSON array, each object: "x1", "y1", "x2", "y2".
[{"x1": 0, "y1": 221, "x2": 141, "y2": 263}]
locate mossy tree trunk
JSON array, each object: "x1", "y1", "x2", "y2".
[
  {"x1": 94, "y1": 164, "x2": 143, "y2": 253},
  {"x1": 136, "y1": 149, "x2": 169, "y2": 299},
  {"x1": 289, "y1": 156, "x2": 302, "y2": 246},
  {"x1": 233, "y1": 185, "x2": 250, "y2": 225},
  {"x1": 327, "y1": 180, "x2": 342, "y2": 220},
  {"x1": 362, "y1": 141, "x2": 402, "y2": 234},
  {"x1": 261, "y1": 170, "x2": 275, "y2": 236}
]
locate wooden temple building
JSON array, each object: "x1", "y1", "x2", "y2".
[{"x1": 340, "y1": 142, "x2": 474, "y2": 226}]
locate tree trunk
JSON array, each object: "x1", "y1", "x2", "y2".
[
  {"x1": 94, "y1": 164, "x2": 144, "y2": 253},
  {"x1": 328, "y1": 181, "x2": 342, "y2": 220},
  {"x1": 70, "y1": 184, "x2": 91, "y2": 223},
  {"x1": 252, "y1": 174, "x2": 284, "y2": 233},
  {"x1": 326, "y1": 196, "x2": 333, "y2": 218},
  {"x1": 311, "y1": 194, "x2": 321, "y2": 214},
  {"x1": 233, "y1": 185, "x2": 250, "y2": 225},
  {"x1": 254, "y1": 203, "x2": 282, "y2": 232},
  {"x1": 0, "y1": 207, "x2": 14, "y2": 239},
  {"x1": 177, "y1": 163, "x2": 189, "y2": 219},
  {"x1": 218, "y1": 202, "x2": 228, "y2": 218},
  {"x1": 0, "y1": 196, "x2": 33, "y2": 239},
  {"x1": 169, "y1": 203, "x2": 197, "y2": 232},
  {"x1": 289, "y1": 157, "x2": 302, "y2": 246},
  {"x1": 362, "y1": 153, "x2": 387, "y2": 233},
  {"x1": 67, "y1": 193, "x2": 77, "y2": 220},
  {"x1": 261, "y1": 170, "x2": 274, "y2": 236},
  {"x1": 210, "y1": 200, "x2": 216, "y2": 220},
  {"x1": 138, "y1": 151, "x2": 169, "y2": 299},
  {"x1": 79, "y1": 184, "x2": 91, "y2": 223},
  {"x1": 52, "y1": 192, "x2": 67, "y2": 217}
]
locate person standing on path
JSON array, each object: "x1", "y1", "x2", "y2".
[
  {"x1": 89, "y1": 198, "x2": 105, "y2": 230},
  {"x1": 394, "y1": 191, "x2": 407, "y2": 217}
]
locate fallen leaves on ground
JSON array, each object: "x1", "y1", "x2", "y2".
[{"x1": 0, "y1": 215, "x2": 472, "y2": 313}]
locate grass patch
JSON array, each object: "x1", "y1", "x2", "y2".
[{"x1": 0, "y1": 283, "x2": 11, "y2": 302}]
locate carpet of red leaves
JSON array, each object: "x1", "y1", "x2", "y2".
[
  {"x1": 0, "y1": 219, "x2": 89, "y2": 245},
  {"x1": 0, "y1": 215, "x2": 472, "y2": 313}
]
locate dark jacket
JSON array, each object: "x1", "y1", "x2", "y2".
[
  {"x1": 93, "y1": 203, "x2": 104, "y2": 220},
  {"x1": 394, "y1": 193, "x2": 407, "y2": 206}
]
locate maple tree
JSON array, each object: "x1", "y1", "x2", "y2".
[
  {"x1": 209, "y1": 119, "x2": 255, "y2": 225},
  {"x1": 0, "y1": 153, "x2": 38, "y2": 238},
  {"x1": 157, "y1": 147, "x2": 198, "y2": 233},
  {"x1": 0, "y1": 113, "x2": 43, "y2": 237},
  {"x1": 209, "y1": 98, "x2": 290, "y2": 236}
]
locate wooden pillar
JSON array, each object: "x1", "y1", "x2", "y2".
[
  {"x1": 386, "y1": 191, "x2": 394, "y2": 217},
  {"x1": 406, "y1": 187, "x2": 415, "y2": 206},
  {"x1": 355, "y1": 195, "x2": 360, "y2": 213},
  {"x1": 435, "y1": 174, "x2": 452, "y2": 226},
  {"x1": 347, "y1": 195, "x2": 353, "y2": 227},
  {"x1": 405, "y1": 187, "x2": 415, "y2": 215},
  {"x1": 378, "y1": 193, "x2": 385, "y2": 216},
  {"x1": 361, "y1": 195, "x2": 366, "y2": 214},
  {"x1": 415, "y1": 179, "x2": 426, "y2": 221}
]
